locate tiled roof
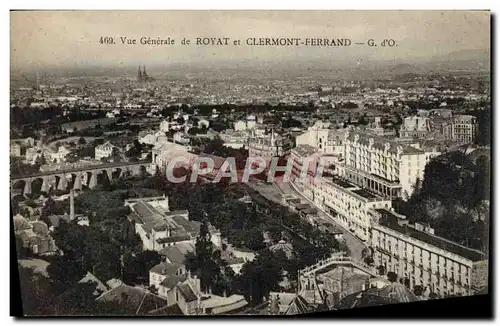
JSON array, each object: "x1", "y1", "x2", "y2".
[
  {"x1": 171, "y1": 216, "x2": 201, "y2": 235},
  {"x1": 132, "y1": 202, "x2": 161, "y2": 224},
  {"x1": 177, "y1": 283, "x2": 198, "y2": 302},
  {"x1": 159, "y1": 275, "x2": 187, "y2": 290},
  {"x1": 159, "y1": 244, "x2": 195, "y2": 265},
  {"x1": 292, "y1": 144, "x2": 317, "y2": 158},
  {"x1": 150, "y1": 262, "x2": 184, "y2": 276},
  {"x1": 96, "y1": 282, "x2": 167, "y2": 315},
  {"x1": 285, "y1": 295, "x2": 312, "y2": 315}
]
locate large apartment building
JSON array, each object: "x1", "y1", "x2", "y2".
[
  {"x1": 299, "y1": 175, "x2": 391, "y2": 242},
  {"x1": 368, "y1": 208, "x2": 487, "y2": 297},
  {"x1": 450, "y1": 114, "x2": 478, "y2": 143},
  {"x1": 247, "y1": 129, "x2": 293, "y2": 160},
  {"x1": 332, "y1": 131, "x2": 439, "y2": 199},
  {"x1": 399, "y1": 116, "x2": 432, "y2": 139},
  {"x1": 294, "y1": 121, "x2": 346, "y2": 157}
]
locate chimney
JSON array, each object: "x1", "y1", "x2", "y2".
[{"x1": 70, "y1": 189, "x2": 75, "y2": 220}]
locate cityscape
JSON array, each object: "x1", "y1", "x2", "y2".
[{"x1": 10, "y1": 10, "x2": 491, "y2": 317}]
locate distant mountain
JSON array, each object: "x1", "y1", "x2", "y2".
[{"x1": 423, "y1": 49, "x2": 490, "y2": 71}]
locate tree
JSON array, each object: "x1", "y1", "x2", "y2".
[
  {"x1": 17, "y1": 266, "x2": 57, "y2": 315},
  {"x1": 413, "y1": 285, "x2": 424, "y2": 296},
  {"x1": 377, "y1": 265, "x2": 386, "y2": 276},
  {"x1": 235, "y1": 250, "x2": 282, "y2": 305},
  {"x1": 387, "y1": 271, "x2": 398, "y2": 283},
  {"x1": 185, "y1": 220, "x2": 222, "y2": 293},
  {"x1": 34, "y1": 154, "x2": 46, "y2": 166},
  {"x1": 122, "y1": 250, "x2": 162, "y2": 285},
  {"x1": 364, "y1": 256, "x2": 374, "y2": 266},
  {"x1": 241, "y1": 227, "x2": 265, "y2": 251}
]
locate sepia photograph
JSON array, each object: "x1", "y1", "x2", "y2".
[{"x1": 9, "y1": 9, "x2": 491, "y2": 318}]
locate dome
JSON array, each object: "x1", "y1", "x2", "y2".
[
  {"x1": 378, "y1": 282, "x2": 419, "y2": 303},
  {"x1": 270, "y1": 240, "x2": 294, "y2": 259},
  {"x1": 336, "y1": 291, "x2": 392, "y2": 310}
]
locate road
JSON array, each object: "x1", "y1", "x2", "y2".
[{"x1": 272, "y1": 181, "x2": 368, "y2": 261}]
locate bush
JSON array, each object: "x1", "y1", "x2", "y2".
[
  {"x1": 413, "y1": 285, "x2": 424, "y2": 296},
  {"x1": 387, "y1": 271, "x2": 398, "y2": 282}
]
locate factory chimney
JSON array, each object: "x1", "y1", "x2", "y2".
[{"x1": 70, "y1": 189, "x2": 75, "y2": 220}]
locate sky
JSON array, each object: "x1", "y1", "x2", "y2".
[{"x1": 10, "y1": 10, "x2": 491, "y2": 70}]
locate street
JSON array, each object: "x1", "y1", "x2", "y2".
[
  {"x1": 275, "y1": 181, "x2": 368, "y2": 261},
  {"x1": 247, "y1": 180, "x2": 368, "y2": 261}
]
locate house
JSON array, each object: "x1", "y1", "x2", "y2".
[
  {"x1": 165, "y1": 274, "x2": 248, "y2": 315},
  {"x1": 10, "y1": 142, "x2": 22, "y2": 157},
  {"x1": 234, "y1": 120, "x2": 247, "y2": 131},
  {"x1": 220, "y1": 250, "x2": 247, "y2": 275},
  {"x1": 95, "y1": 141, "x2": 115, "y2": 161},
  {"x1": 49, "y1": 145, "x2": 72, "y2": 163},
  {"x1": 173, "y1": 132, "x2": 190, "y2": 145},
  {"x1": 125, "y1": 197, "x2": 221, "y2": 251},
  {"x1": 14, "y1": 214, "x2": 56, "y2": 255},
  {"x1": 149, "y1": 262, "x2": 187, "y2": 289}
]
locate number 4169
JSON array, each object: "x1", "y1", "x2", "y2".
[{"x1": 99, "y1": 37, "x2": 115, "y2": 44}]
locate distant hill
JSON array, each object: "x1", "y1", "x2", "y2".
[{"x1": 424, "y1": 49, "x2": 490, "y2": 71}]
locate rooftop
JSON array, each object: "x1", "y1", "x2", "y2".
[
  {"x1": 376, "y1": 209, "x2": 486, "y2": 262},
  {"x1": 348, "y1": 131, "x2": 425, "y2": 155},
  {"x1": 159, "y1": 242, "x2": 195, "y2": 264},
  {"x1": 159, "y1": 275, "x2": 188, "y2": 290},
  {"x1": 352, "y1": 188, "x2": 378, "y2": 199},
  {"x1": 177, "y1": 283, "x2": 198, "y2": 302},
  {"x1": 292, "y1": 144, "x2": 317, "y2": 158},
  {"x1": 96, "y1": 281, "x2": 167, "y2": 315},
  {"x1": 331, "y1": 177, "x2": 356, "y2": 189},
  {"x1": 150, "y1": 262, "x2": 184, "y2": 276}
]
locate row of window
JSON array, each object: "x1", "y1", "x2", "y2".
[{"x1": 375, "y1": 234, "x2": 470, "y2": 275}]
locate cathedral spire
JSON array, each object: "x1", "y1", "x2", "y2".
[{"x1": 137, "y1": 65, "x2": 143, "y2": 81}]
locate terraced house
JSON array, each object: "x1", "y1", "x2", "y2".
[{"x1": 368, "y1": 208, "x2": 488, "y2": 297}]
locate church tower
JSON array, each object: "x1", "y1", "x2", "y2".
[{"x1": 137, "y1": 65, "x2": 143, "y2": 82}]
